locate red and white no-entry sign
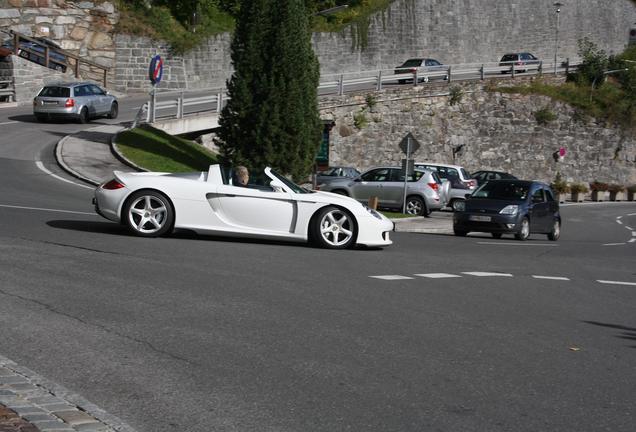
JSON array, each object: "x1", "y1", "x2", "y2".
[{"x1": 148, "y1": 55, "x2": 164, "y2": 85}]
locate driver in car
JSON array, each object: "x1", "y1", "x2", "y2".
[{"x1": 235, "y1": 165, "x2": 249, "y2": 187}]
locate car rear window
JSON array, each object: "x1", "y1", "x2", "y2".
[
  {"x1": 38, "y1": 86, "x2": 70, "y2": 98},
  {"x1": 501, "y1": 54, "x2": 517, "y2": 62},
  {"x1": 401, "y1": 59, "x2": 422, "y2": 68}
]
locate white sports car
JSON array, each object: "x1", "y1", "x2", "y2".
[{"x1": 93, "y1": 164, "x2": 394, "y2": 249}]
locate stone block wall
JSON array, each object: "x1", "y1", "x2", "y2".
[
  {"x1": 318, "y1": 80, "x2": 636, "y2": 186},
  {"x1": 11, "y1": 53, "x2": 68, "y2": 102}
]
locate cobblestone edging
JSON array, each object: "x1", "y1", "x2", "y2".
[{"x1": 0, "y1": 354, "x2": 136, "y2": 432}]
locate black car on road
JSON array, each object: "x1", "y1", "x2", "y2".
[{"x1": 453, "y1": 180, "x2": 560, "y2": 241}]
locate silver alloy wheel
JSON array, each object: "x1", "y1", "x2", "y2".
[
  {"x1": 127, "y1": 195, "x2": 168, "y2": 235},
  {"x1": 406, "y1": 198, "x2": 423, "y2": 215},
  {"x1": 319, "y1": 209, "x2": 354, "y2": 247}
]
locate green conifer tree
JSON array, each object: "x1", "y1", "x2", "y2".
[{"x1": 215, "y1": 0, "x2": 322, "y2": 181}]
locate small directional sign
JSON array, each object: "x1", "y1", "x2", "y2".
[{"x1": 399, "y1": 132, "x2": 420, "y2": 154}]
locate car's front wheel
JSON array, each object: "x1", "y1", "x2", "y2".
[
  {"x1": 547, "y1": 220, "x2": 561, "y2": 241},
  {"x1": 311, "y1": 206, "x2": 356, "y2": 249},
  {"x1": 515, "y1": 217, "x2": 530, "y2": 241},
  {"x1": 123, "y1": 190, "x2": 174, "y2": 237},
  {"x1": 107, "y1": 102, "x2": 118, "y2": 119}
]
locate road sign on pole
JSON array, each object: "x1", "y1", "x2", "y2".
[{"x1": 400, "y1": 133, "x2": 419, "y2": 213}]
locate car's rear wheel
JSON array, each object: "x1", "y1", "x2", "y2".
[
  {"x1": 78, "y1": 107, "x2": 89, "y2": 124},
  {"x1": 547, "y1": 220, "x2": 561, "y2": 241},
  {"x1": 107, "y1": 102, "x2": 118, "y2": 119},
  {"x1": 311, "y1": 206, "x2": 356, "y2": 249},
  {"x1": 123, "y1": 190, "x2": 174, "y2": 237},
  {"x1": 405, "y1": 196, "x2": 430, "y2": 217},
  {"x1": 491, "y1": 233, "x2": 502, "y2": 239},
  {"x1": 515, "y1": 217, "x2": 530, "y2": 241}
]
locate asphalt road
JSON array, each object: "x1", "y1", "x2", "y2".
[{"x1": 0, "y1": 101, "x2": 635, "y2": 432}]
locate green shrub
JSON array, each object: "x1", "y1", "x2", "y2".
[
  {"x1": 449, "y1": 86, "x2": 464, "y2": 106},
  {"x1": 534, "y1": 106, "x2": 557, "y2": 125},
  {"x1": 627, "y1": 184, "x2": 636, "y2": 193},
  {"x1": 365, "y1": 94, "x2": 377, "y2": 109},
  {"x1": 570, "y1": 183, "x2": 589, "y2": 194},
  {"x1": 551, "y1": 172, "x2": 569, "y2": 194},
  {"x1": 607, "y1": 184, "x2": 625, "y2": 193},
  {"x1": 353, "y1": 109, "x2": 368, "y2": 129}
]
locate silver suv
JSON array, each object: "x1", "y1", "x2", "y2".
[
  {"x1": 320, "y1": 167, "x2": 450, "y2": 217},
  {"x1": 33, "y1": 82, "x2": 118, "y2": 123},
  {"x1": 414, "y1": 162, "x2": 477, "y2": 211}
]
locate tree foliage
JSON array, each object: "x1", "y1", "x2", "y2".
[
  {"x1": 575, "y1": 37, "x2": 609, "y2": 86},
  {"x1": 215, "y1": 0, "x2": 322, "y2": 180}
]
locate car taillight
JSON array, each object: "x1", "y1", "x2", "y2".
[
  {"x1": 64, "y1": 98, "x2": 75, "y2": 107},
  {"x1": 410, "y1": 68, "x2": 417, "y2": 73},
  {"x1": 428, "y1": 182, "x2": 439, "y2": 192},
  {"x1": 466, "y1": 179, "x2": 477, "y2": 188},
  {"x1": 33, "y1": 99, "x2": 37, "y2": 106},
  {"x1": 102, "y1": 179, "x2": 125, "y2": 190}
]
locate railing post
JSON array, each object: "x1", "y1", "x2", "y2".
[
  {"x1": 511, "y1": 63, "x2": 515, "y2": 78},
  {"x1": 413, "y1": 68, "x2": 418, "y2": 87},
  {"x1": 74, "y1": 58, "x2": 80, "y2": 78},
  {"x1": 565, "y1": 58, "x2": 570, "y2": 75},
  {"x1": 13, "y1": 32, "x2": 18, "y2": 56},
  {"x1": 480, "y1": 64, "x2": 484, "y2": 80},
  {"x1": 447, "y1": 66, "x2": 452, "y2": 83},
  {"x1": 338, "y1": 74, "x2": 344, "y2": 96},
  {"x1": 217, "y1": 91, "x2": 223, "y2": 113},
  {"x1": 376, "y1": 70, "x2": 382, "y2": 91},
  {"x1": 44, "y1": 46, "x2": 49, "y2": 69},
  {"x1": 103, "y1": 68, "x2": 107, "y2": 87},
  {"x1": 538, "y1": 61, "x2": 543, "y2": 75},
  {"x1": 177, "y1": 91, "x2": 184, "y2": 118}
]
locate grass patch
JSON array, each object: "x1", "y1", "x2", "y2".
[
  {"x1": 380, "y1": 210, "x2": 415, "y2": 219},
  {"x1": 116, "y1": 125, "x2": 218, "y2": 172},
  {"x1": 312, "y1": 0, "x2": 394, "y2": 33}
]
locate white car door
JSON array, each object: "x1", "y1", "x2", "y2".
[{"x1": 213, "y1": 184, "x2": 296, "y2": 233}]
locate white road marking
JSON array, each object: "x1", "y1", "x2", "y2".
[
  {"x1": 0, "y1": 203, "x2": 96, "y2": 216},
  {"x1": 597, "y1": 280, "x2": 636, "y2": 287},
  {"x1": 628, "y1": 213, "x2": 636, "y2": 216},
  {"x1": 35, "y1": 161, "x2": 93, "y2": 190},
  {"x1": 625, "y1": 226, "x2": 633, "y2": 230},
  {"x1": 603, "y1": 243, "x2": 626, "y2": 246},
  {"x1": 617, "y1": 216, "x2": 623, "y2": 220},
  {"x1": 414, "y1": 273, "x2": 461, "y2": 279},
  {"x1": 0, "y1": 121, "x2": 18, "y2": 126},
  {"x1": 462, "y1": 272, "x2": 513, "y2": 277},
  {"x1": 629, "y1": 239, "x2": 636, "y2": 243},
  {"x1": 370, "y1": 275, "x2": 414, "y2": 280},
  {"x1": 532, "y1": 275, "x2": 570, "y2": 281},
  {"x1": 476, "y1": 242, "x2": 558, "y2": 247},
  {"x1": 617, "y1": 220, "x2": 623, "y2": 225}
]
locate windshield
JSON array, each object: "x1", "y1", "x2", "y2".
[
  {"x1": 320, "y1": 167, "x2": 341, "y2": 176},
  {"x1": 270, "y1": 170, "x2": 312, "y2": 194},
  {"x1": 472, "y1": 182, "x2": 529, "y2": 200}
]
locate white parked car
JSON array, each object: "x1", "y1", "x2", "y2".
[{"x1": 93, "y1": 164, "x2": 394, "y2": 249}]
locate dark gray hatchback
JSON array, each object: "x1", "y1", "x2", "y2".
[{"x1": 452, "y1": 180, "x2": 561, "y2": 241}]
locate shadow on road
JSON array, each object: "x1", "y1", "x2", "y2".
[
  {"x1": 47, "y1": 219, "x2": 129, "y2": 236},
  {"x1": 582, "y1": 320, "x2": 636, "y2": 349},
  {"x1": 8, "y1": 114, "x2": 114, "y2": 126}
]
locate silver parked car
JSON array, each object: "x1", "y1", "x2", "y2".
[
  {"x1": 33, "y1": 82, "x2": 118, "y2": 123},
  {"x1": 316, "y1": 166, "x2": 361, "y2": 188},
  {"x1": 320, "y1": 166, "x2": 450, "y2": 217},
  {"x1": 414, "y1": 162, "x2": 477, "y2": 211}
]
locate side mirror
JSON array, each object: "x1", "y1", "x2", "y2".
[
  {"x1": 464, "y1": 193, "x2": 472, "y2": 199},
  {"x1": 270, "y1": 179, "x2": 286, "y2": 192}
]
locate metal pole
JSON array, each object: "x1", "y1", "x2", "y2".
[
  {"x1": 402, "y1": 136, "x2": 411, "y2": 214},
  {"x1": 338, "y1": 74, "x2": 344, "y2": 95},
  {"x1": 376, "y1": 70, "x2": 382, "y2": 91},
  {"x1": 150, "y1": 85, "x2": 156, "y2": 123},
  {"x1": 554, "y1": 3, "x2": 562, "y2": 75}
]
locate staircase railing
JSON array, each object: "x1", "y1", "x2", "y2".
[{"x1": 6, "y1": 30, "x2": 110, "y2": 87}]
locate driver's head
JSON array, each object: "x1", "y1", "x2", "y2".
[{"x1": 235, "y1": 165, "x2": 249, "y2": 186}]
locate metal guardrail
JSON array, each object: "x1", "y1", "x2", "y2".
[
  {"x1": 4, "y1": 30, "x2": 110, "y2": 87},
  {"x1": 147, "y1": 58, "x2": 580, "y2": 123}
]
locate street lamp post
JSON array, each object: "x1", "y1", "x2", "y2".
[{"x1": 553, "y1": 2, "x2": 563, "y2": 74}]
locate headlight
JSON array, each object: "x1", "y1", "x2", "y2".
[
  {"x1": 454, "y1": 200, "x2": 466, "y2": 212},
  {"x1": 364, "y1": 206, "x2": 383, "y2": 220},
  {"x1": 499, "y1": 205, "x2": 519, "y2": 215}
]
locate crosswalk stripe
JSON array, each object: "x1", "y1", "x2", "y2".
[
  {"x1": 414, "y1": 273, "x2": 462, "y2": 279},
  {"x1": 369, "y1": 275, "x2": 414, "y2": 280},
  {"x1": 532, "y1": 275, "x2": 570, "y2": 281},
  {"x1": 597, "y1": 280, "x2": 636, "y2": 286},
  {"x1": 461, "y1": 272, "x2": 513, "y2": 277}
]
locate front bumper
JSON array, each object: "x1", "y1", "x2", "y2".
[
  {"x1": 356, "y1": 214, "x2": 394, "y2": 247},
  {"x1": 453, "y1": 212, "x2": 521, "y2": 233}
]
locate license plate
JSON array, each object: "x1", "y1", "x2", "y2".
[
  {"x1": 43, "y1": 101, "x2": 57, "y2": 105},
  {"x1": 469, "y1": 215, "x2": 491, "y2": 222}
]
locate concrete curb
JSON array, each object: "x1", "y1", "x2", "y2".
[
  {"x1": 0, "y1": 354, "x2": 137, "y2": 432},
  {"x1": 110, "y1": 129, "x2": 147, "y2": 172},
  {"x1": 54, "y1": 135, "x2": 100, "y2": 186}
]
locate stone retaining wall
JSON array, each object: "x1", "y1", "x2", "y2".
[
  {"x1": 11, "y1": 53, "x2": 68, "y2": 102},
  {"x1": 318, "y1": 79, "x2": 636, "y2": 186}
]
